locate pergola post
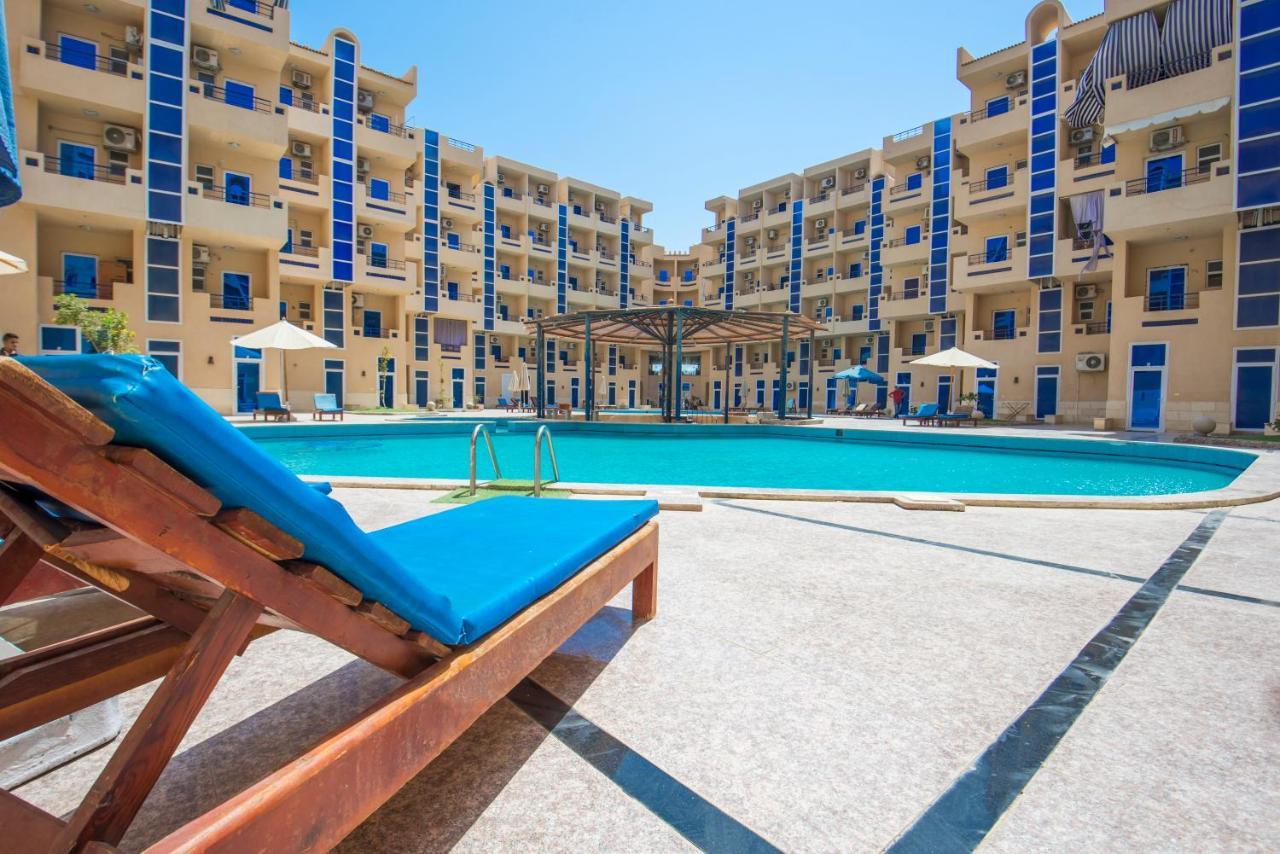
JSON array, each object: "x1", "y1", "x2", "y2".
[
  {"x1": 778, "y1": 314, "x2": 790, "y2": 420},
  {"x1": 807, "y1": 330, "x2": 815, "y2": 419},
  {"x1": 723, "y1": 342, "x2": 730, "y2": 424},
  {"x1": 583, "y1": 314, "x2": 593, "y2": 422},
  {"x1": 674, "y1": 312, "x2": 684, "y2": 421},
  {"x1": 535, "y1": 324, "x2": 545, "y2": 419}
]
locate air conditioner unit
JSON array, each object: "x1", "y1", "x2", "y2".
[
  {"x1": 786, "y1": 381, "x2": 796, "y2": 390},
  {"x1": 1076, "y1": 352, "x2": 1106, "y2": 372},
  {"x1": 818, "y1": 297, "x2": 828, "y2": 307},
  {"x1": 124, "y1": 26, "x2": 142, "y2": 52},
  {"x1": 744, "y1": 236, "x2": 756, "y2": 247},
  {"x1": 744, "y1": 272, "x2": 755, "y2": 282},
  {"x1": 291, "y1": 68, "x2": 312, "y2": 89},
  {"x1": 815, "y1": 218, "x2": 828, "y2": 230},
  {"x1": 1075, "y1": 284, "x2": 1098, "y2": 300},
  {"x1": 355, "y1": 156, "x2": 371, "y2": 175},
  {"x1": 356, "y1": 89, "x2": 375, "y2": 113},
  {"x1": 1069, "y1": 127, "x2": 1095, "y2": 145},
  {"x1": 821, "y1": 176, "x2": 835, "y2": 189},
  {"x1": 538, "y1": 222, "x2": 550, "y2": 232},
  {"x1": 192, "y1": 244, "x2": 211, "y2": 265},
  {"x1": 536, "y1": 183, "x2": 550, "y2": 194},
  {"x1": 884, "y1": 217, "x2": 894, "y2": 228},
  {"x1": 766, "y1": 229, "x2": 779, "y2": 239},
  {"x1": 854, "y1": 167, "x2": 868, "y2": 179},
  {"x1": 192, "y1": 46, "x2": 219, "y2": 72},
  {"x1": 595, "y1": 201, "x2": 605, "y2": 212},
  {"x1": 351, "y1": 293, "x2": 365, "y2": 308},
  {"x1": 102, "y1": 124, "x2": 137, "y2": 152},
  {"x1": 1150, "y1": 126, "x2": 1184, "y2": 151},
  {"x1": 290, "y1": 140, "x2": 313, "y2": 158},
  {"x1": 442, "y1": 218, "x2": 454, "y2": 229},
  {"x1": 358, "y1": 224, "x2": 375, "y2": 239},
  {"x1": 1006, "y1": 70, "x2": 1027, "y2": 89},
  {"x1": 490, "y1": 335, "x2": 500, "y2": 344},
  {"x1": 916, "y1": 155, "x2": 931, "y2": 170},
  {"x1": 496, "y1": 172, "x2": 505, "y2": 184},
  {"x1": 924, "y1": 320, "x2": 935, "y2": 331},
  {"x1": 752, "y1": 199, "x2": 763, "y2": 210}
]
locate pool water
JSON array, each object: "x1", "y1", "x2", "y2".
[{"x1": 248, "y1": 424, "x2": 1251, "y2": 496}]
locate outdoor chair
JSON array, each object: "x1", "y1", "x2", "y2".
[
  {"x1": 0, "y1": 355, "x2": 659, "y2": 852},
  {"x1": 900, "y1": 402, "x2": 940, "y2": 426},
  {"x1": 312, "y1": 393, "x2": 344, "y2": 421},
  {"x1": 253, "y1": 391, "x2": 292, "y2": 422},
  {"x1": 854, "y1": 403, "x2": 885, "y2": 418},
  {"x1": 936, "y1": 405, "x2": 979, "y2": 427}
]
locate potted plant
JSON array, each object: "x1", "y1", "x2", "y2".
[{"x1": 1266, "y1": 414, "x2": 1280, "y2": 437}]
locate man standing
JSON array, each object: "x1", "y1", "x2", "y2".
[
  {"x1": 889, "y1": 385, "x2": 905, "y2": 417},
  {"x1": 1, "y1": 332, "x2": 18, "y2": 357}
]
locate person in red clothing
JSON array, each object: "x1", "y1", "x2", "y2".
[{"x1": 889, "y1": 385, "x2": 905, "y2": 416}]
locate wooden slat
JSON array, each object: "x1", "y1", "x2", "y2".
[
  {"x1": 144, "y1": 522, "x2": 658, "y2": 854},
  {"x1": 58, "y1": 591, "x2": 264, "y2": 851},
  {"x1": 0, "y1": 359, "x2": 114, "y2": 446},
  {"x1": 102, "y1": 447, "x2": 222, "y2": 517},
  {"x1": 0, "y1": 532, "x2": 46, "y2": 605},
  {"x1": 357, "y1": 601, "x2": 410, "y2": 637},
  {"x1": 632, "y1": 557, "x2": 659, "y2": 623},
  {"x1": 283, "y1": 560, "x2": 362, "y2": 607},
  {"x1": 39, "y1": 551, "x2": 212, "y2": 636},
  {"x1": 0, "y1": 616, "x2": 159, "y2": 680},
  {"x1": 0, "y1": 790, "x2": 67, "y2": 851},
  {"x1": 0, "y1": 488, "x2": 67, "y2": 547},
  {"x1": 406, "y1": 630, "x2": 452, "y2": 659},
  {"x1": 213, "y1": 508, "x2": 304, "y2": 561}
]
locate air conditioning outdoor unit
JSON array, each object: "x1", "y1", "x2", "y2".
[
  {"x1": 496, "y1": 172, "x2": 505, "y2": 183},
  {"x1": 821, "y1": 176, "x2": 835, "y2": 189},
  {"x1": 766, "y1": 229, "x2": 779, "y2": 239},
  {"x1": 356, "y1": 89, "x2": 375, "y2": 113},
  {"x1": 1006, "y1": 70, "x2": 1027, "y2": 89},
  {"x1": 290, "y1": 140, "x2": 313, "y2": 158},
  {"x1": 1076, "y1": 352, "x2": 1106, "y2": 372},
  {"x1": 192, "y1": 244, "x2": 211, "y2": 265},
  {"x1": 124, "y1": 26, "x2": 142, "y2": 52},
  {"x1": 442, "y1": 218, "x2": 454, "y2": 229},
  {"x1": 538, "y1": 222, "x2": 550, "y2": 232},
  {"x1": 192, "y1": 46, "x2": 219, "y2": 72},
  {"x1": 355, "y1": 156, "x2": 371, "y2": 175},
  {"x1": 536, "y1": 183, "x2": 550, "y2": 194},
  {"x1": 292, "y1": 68, "x2": 312, "y2": 89},
  {"x1": 916, "y1": 155, "x2": 931, "y2": 170},
  {"x1": 786, "y1": 381, "x2": 796, "y2": 390},
  {"x1": 1069, "y1": 127, "x2": 1095, "y2": 145},
  {"x1": 1075, "y1": 284, "x2": 1098, "y2": 300},
  {"x1": 103, "y1": 124, "x2": 137, "y2": 152},
  {"x1": 358, "y1": 224, "x2": 375, "y2": 238},
  {"x1": 595, "y1": 201, "x2": 605, "y2": 212},
  {"x1": 818, "y1": 297, "x2": 828, "y2": 307},
  {"x1": 1150, "y1": 126, "x2": 1184, "y2": 151},
  {"x1": 854, "y1": 167, "x2": 868, "y2": 179},
  {"x1": 351, "y1": 293, "x2": 365, "y2": 308},
  {"x1": 744, "y1": 236, "x2": 756, "y2": 247},
  {"x1": 815, "y1": 218, "x2": 828, "y2": 230},
  {"x1": 752, "y1": 199, "x2": 763, "y2": 210},
  {"x1": 923, "y1": 320, "x2": 935, "y2": 331}
]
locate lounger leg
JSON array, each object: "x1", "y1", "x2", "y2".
[
  {"x1": 57, "y1": 590, "x2": 262, "y2": 852},
  {"x1": 632, "y1": 560, "x2": 658, "y2": 623},
  {"x1": 0, "y1": 532, "x2": 46, "y2": 605}
]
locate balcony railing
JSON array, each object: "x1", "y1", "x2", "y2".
[
  {"x1": 1080, "y1": 321, "x2": 1110, "y2": 335},
  {"x1": 962, "y1": 97, "x2": 1024, "y2": 123},
  {"x1": 364, "y1": 184, "x2": 408, "y2": 205},
  {"x1": 195, "y1": 82, "x2": 275, "y2": 114},
  {"x1": 219, "y1": 0, "x2": 276, "y2": 18},
  {"x1": 366, "y1": 118, "x2": 412, "y2": 138},
  {"x1": 597, "y1": 249, "x2": 617, "y2": 260},
  {"x1": 446, "y1": 189, "x2": 477, "y2": 202},
  {"x1": 445, "y1": 241, "x2": 479, "y2": 253},
  {"x1": 598, "y1": 213, "x2": 617, "y2": 224},
  {"x1": 1125, "y1": 49, "x2": 1215, "y2": 90},
  {"x1": 43, "y1": 156, "x2": 127, "y2": 185},
  {"x1": 968, "y1": 175, "x2": 1014, "y2": 194},
  {"x1": 358, "y1": 327, "x2": 399, "y2": 339},
  {"x1": 282, "y1": 242, "x2": 320, "y2": 256},
  {"x1": 882, "y1": 235, "x2": 925, "y2": 249},
  {"x1": 892, "y1": 125, "x2": 924, "y2": 142},
  {"x1": 1124, "y1": 166, "x2": 1212, "y2": 196},
  {"x1": 52, "y1": 280, "x2": 115, "y2": 300},
  {"x1": 40, "y1": 41, "x2": 130, "y2": 76},
  {"x1": 531, "y1": 196, "x2": 553, "y2": 208},
  {"x1": 808, "y1": 192, "x2": 830, "y2": 204},
  {"x1": 499, "y1": 189, "x2": 524, "y2": 200},
  {"x1": 361, "y1": 256, "x2": 407, "y2": 271},
  {"x1": 447, "y1": 137, "x2": 477, "y2": 152},
  {"x1": 210, "y1": 293, "x2": 254, "y2": 311},
  {"x1": 201, "y1": 183, "x2": 271, "y2": 208},
  {"x1": 968, "y1": 248, "x2": 1013, "y2": 264},
  {"x1": 287, "y1": 96, "x2": 325, "y2": 114},
  {"x1": 841, "y1": 227, "x2": 867, "y2": 238},
  {"x1": 1143, "y1": 291, "x2": 1200, "y2": 312},
  {"x1": 765, "y1": 243, "x2": 786, "y2": 253},
  {"x1": 842, "y1": 182, "x2": 867, "y2": 195},
  {"x1": 982, "y1": 326, "x2": 1019, "y2": 340}
]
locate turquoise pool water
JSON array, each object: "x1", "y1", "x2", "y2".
[{"x1": 246, "y1": 423, "x2": 1252, "y2": 496}]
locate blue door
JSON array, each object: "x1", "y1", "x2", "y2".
[
  {"x1": 1129, "y1": 344, "x2": 1167, "y2": 430},
  {"x1": 771, "y1": 380, "x2": 780, "y2": 411},
  {"x1": 896, "y1": 372, "x2": 912, "y2": 413},
  {"x1": 570, "y1": 377, "x2": 580, "y2": 408},
  {"x1": 362, "y1": 309, "x2": 381, "y2": 338},
  {"x1": 1235, "y1": 365, "x2": 1274, "y2": 430},
  {"x1": 826, "y1": 378, "x2": 837, "y2": 411},
  {"x1": 62, "y1": 253, "x2": 97, "y2": 297},
  {"x1": 628, "y1": 380, "x2": 636, "y2": 408},
  {"x1": 414, "y1": 370, "x2": 429, "y2": 407},
  {"x1": 976, "y1": 368, "x2": 997, "y2": 419},
  {"x1": 985, "y1": 235, "x2": 1009, "y2": 264},
  {"x1": 226, "y1": 171, "x2": 252, "y2": 205},
  {"x1": 452, "y1": 368, "x2": 465, "y2": 408},
  {"x1": 1146, "y1": 267, "x2": 1186, "y2": 311},
  {"x1": 937, "y1": 376, "x2": 951, "y2": 412},
  {"x1": 713, "y1": 381, "x2": 722, "y2": 411},
  {"x1": 222, "y1": 272, "x2": 250, "y2": 310},
  {"x1": 1145, "y1": 154, "x2": 1183, "y2": 193},
  {"x1": 58, "y1": 141, "x2": 95, "y2": 179},
  {"x1": 993, "y1": 309, "x2": 1016, "y2": 340},
  {"x1": 544, "y1": 379, "x2": 556, "y2": 406},
  {"x1": 224, "y1": 79, "x2": 256, "y2": 111},
  {"x1": 234, "y1": 345, "x2": 262, "y2": 413},
  {"x1": 446, "y1": 282, "x2": 458, "y2": 300},
  {"x1": 379, "y1": 358, "x2": 395, "y2": 407},
  {"x1": 324, "y1": 360, "x2": 344, "y2": 407},
  {"x1": 370, "y1": 242, "x2": 388, "y2": 268},
  {"x1": 59, "y1": 33, "x2": 97, "y2": 69},
  {"x1": 1035, "y1": 367, "x2": 1059, "y2": 419},
  {"x1": 911, "y1": 333, "x2": 926, "y2": 355}
]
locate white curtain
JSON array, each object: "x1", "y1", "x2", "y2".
[{"x1": 1069, "y1": 191, "x2": 1106, "y2": 273}]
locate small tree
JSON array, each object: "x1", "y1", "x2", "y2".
[
  {"x1": 377, "y1": 345, "x2": 393, "y2": 408},
  {"x1": 52, "y1": 294, "x2": 138, "y2": 354}
]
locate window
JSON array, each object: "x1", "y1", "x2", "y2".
[
  {"x1": 57, "y1": 140, "x2": 95, "y2": 180},
  {"x1": 299, "y1": 228, "x2": 314, "y2": 248},
  {"x1": 57, "y1": 33, "x2": 97, "y2": 70},
  {"x1": 992, "y1": 309, "x2": 1017, "y2": 339},
  {"x1": 1146, "y1": 267, "x2": 1187, "y2": 311},
  {"x1": 985, "y1": 95, "x2": 1010, "y2": 117},
  {"x1": 902, "y1": 277, "x2": 920, "y2": 300},
  {"x1": 1196, "y1": 143, "x2": 1222, "y2": 175},
  {"x1": 984, "y1": 165, "x2": 1009, "y2": 190},
  {"x1": 107, "y1": 149, "x2": 129, "y2": 179},
  {"x1": 147, "y1": 340, "x2": 182, "y2": 379},
  {"x1": 854, "y1": 218, "x2": 866, "y2": 235},
  {"x1": 369, "y1": 241, "x2": 388, "y2": 268},
  {"x1": 1206, "y1": 259, "x2": 1223, "y2": 290},
  {"x1": 369, "y1": 112, "x2": 391, "y2": 133},
  {"x1": 369, "y1": 177, "x2": 390, "y2": 201},
  {"x1": 905, "y1": 225, "x2": 922, "y2": 245},
  {"x1": 985, "y1": 234, "x2": 1009, "y2": 263},
  {"x1": 191, "y1": 263, "x2": 206, "y2": 292},
  {"x1": 39, "y1": 324, "x2": 81, "y2": 354},
  {"x1": 194, "y1": 164, "x2": 215, "y2": 191},
  {"x1": 221, "y1": 272, "x2": 252, "y2": 310},
  {"x1": 906, "y1": 172, "x2": 923, "y2": 191},
  {"x1": 223, "y1": 79, "x2": 256, "y2": 111},
  {"x1": 224, "y1": 171, "x2": 252, "y2": 205},
  {"x1": 61, "y1": 252, "x2": 98, "y2": 298},
  {"x1": 298, "y1": 301, "x2": 312, "y2": 321}
]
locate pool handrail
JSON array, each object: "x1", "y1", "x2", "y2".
[
  {"x1": 533, "y1": 425, "x2": 561, "y2": 497},
  {"x1": 469, "y1": 423, "x2": 503, "y2": 496}
]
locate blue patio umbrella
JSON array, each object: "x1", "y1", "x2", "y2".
[
  {"x1": 832, "y1": 365, "x2": 886, "y2": 407},
  {"x1": 0, "y1": 0, "x2": 21, "y2": 208}
]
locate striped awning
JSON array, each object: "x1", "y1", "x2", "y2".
[
  {"x1": 1160, "y1": 0, "x2": 1233, "y2": 77},
  {"x1": 1064, "y1": 11, "x2": 1160, "y2": 128},
  {"x1": 0, "y1": 0, "x2": 22, "y2": 207}
]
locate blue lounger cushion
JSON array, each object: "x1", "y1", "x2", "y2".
[{"x1": 19, "y1": 355, "x2": 657, "y2": 644}]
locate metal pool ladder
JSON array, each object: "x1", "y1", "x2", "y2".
[
  {"x1": 469, "y1": 424, "x2": 503, "y2": 496},
  {"x1": 533, "y1": 425, "x2": 561, "y2": 497}
]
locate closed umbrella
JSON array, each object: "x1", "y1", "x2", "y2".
[
  {"x1": 233, "y1": 320, "x2": 336, "y2": 408},
  {"x1": 909, "y1": 346, "x2": 997, "y2": 409}
]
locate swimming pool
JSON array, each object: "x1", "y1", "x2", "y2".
[{"x1": 243, "y1": 422, "x2": 1256, "y2": 497}]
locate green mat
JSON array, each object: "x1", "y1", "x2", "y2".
[{"x1": 433, "y1": 482, "x2": 569, "y2": 505}]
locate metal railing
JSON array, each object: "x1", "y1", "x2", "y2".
[
  {"x1": 446, "y1": 189, "x2": 478, "y2": 202},
  {"x1": 52, "y1": 280, "x2": 115, "y2": 299},
  {"x1": 283, "y1": 243, "x2": 319, "y2": 256},
  {"x1": 287, "y1": 96, "x2": 325, "y2": 114},
  {"x1": 469, "y1": 424, "x2": 502, "y2": 496},
  {"x1": 968, "y1": 175, "x2": 1012, "y2": 193},
  {"x1": 969, "y1": 248, "x2": 1012, "y2": 264},
  {"x1": 531, "y1": 196, "x2": 553, "y2": 208},
  {"x1": 598, "y1": 213, "x2": 617, "y2": 224},
  {"x1": 808, "y1": 192, "x2": 829, "y2": 204},
  {"x1": 740, "y1": 212, "x2": 760, "y2": 223},
  {"x1": 1124, "y1": 166, "x2": 1213, "y2": 196},
  {"x1": 221, "y1": 0, "x2": 276, "y2": 18},
  {"x1": 365, "y1": 184, "x2": 408, "y2": 205},
  {"x1": 1144, "y1": 291, "x2": 1200, "y2": 312},
  {"x1": 41, "y1": 41, "x2": 130, "y2": 76},
  {"x1": 367, "y1": 118, "x2": 412, "y2": 138},
  {"x1": 202, "y1": 183, "x2": 271, "y2": 208},
  {"x1": 361, "y1": 255, "x2": 407, "y2": 271},
  {"x1": 891, "y1": 125, "x2": 924, "y2": 142},
  {"x1": 841, "y1": 227, "x2": 867, "y2": 238},
  {"x1": 43, "y1": 156, "x2": 127, "y2": 184},
  {"x1": 842, "y1": 182, "x2": 867, "y2": 195},
  {"x1": 209, "y1": 293, "x2": 254, "y2": 310},
  {"x1": 533, "y1": 425, "x2": 560, "y2": 497},
  {"x1": 882, "y1": 235, "x2": 925, "y2": 249},
  {"x1": 984, "y1": 326, "x2": 1018, "y2": 340},
  {"x1": 448, "y1": 137, "x2": 477, "y2": 152},
  {"x1": 1126, "y1": 49, "x2": 1215, "y2": 90},
  {"x1": 196, "y1": 82, "x2": 276, "y2": 114},
  {"x1": 445, "y1": 241, "x2": 479, "y2": 253},
  {"x1": 1081, "y1": 321, "x2": 1110, "y2": 335}
]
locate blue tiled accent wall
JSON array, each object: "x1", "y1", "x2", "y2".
[
  {"x1": 322, "y1": 287, "x2": 345, "y2": 348},
  {"x1": 789, "y1": 200, "x2": 803, "y2": 313},
  {"x1": 724, "y1": 218, "x2": 736, "y2": 310},
  {"x1": 869, "y1": 177, "x2": 885, "y2": 332},
  {"x1": 474, "y1": 333, "x2": 487, "y2": 370},
  {"x1": 1237, "y1": 0, "x2": 1280, "y2": 209},
  {"x1": 619, "y1": 219, "x2": 631, "y2": 308},
  {"x1": 940, "y1": 317, "x2": 957, "y2": 350},
  {"x1": 331, "y1": 36, "x2": 358, "y2": 284},
  {"x1": 556, "y1": 204, "x2": 568, "y2": 314},
  {"x1": 145, "y1": 0, "x2": 186, "y2": 224},
  {"x1": 1027, "y1": 39, "x2": 1058, "y2": 280},
  {"x1": 929, "y1": 117, "x2": 952, "y2": 314},
  {"x1": 414, "y1": 315, "x2": 429, "y2": 360},
  {"x1": 1037, "y1": 286, "x2": 1063, "y2": 353},
  {"x1": 608, "y1": 345, "x2": 617, "y2": 375},
  {"x1": 1238, "y1": 223, "x2": 1280, "y2": 327},
  {"x1": 482, "y1": 183, "x2": 495, "y2": 330},
  {"x1": 422, "y1": 130, "x2": 441, "y2": 312}
]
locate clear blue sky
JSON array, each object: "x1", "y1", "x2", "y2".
[{"x1": 293, "y1": 0, "x2": 1103, "y2": 249}]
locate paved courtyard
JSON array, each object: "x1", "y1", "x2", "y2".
[{"x1": 11, "y1": 486, "x2": 1280, "y2": 852}]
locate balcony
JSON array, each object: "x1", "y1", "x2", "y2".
[
  {"x1": 279, "y1": 171, "x2": 329, "y2": 209},
  {"x1": 195, "y1": 0, "x2": 291, "y2": 54},
  {"x1": 45, "y1": 276, "x2": 126, "y2": 305},
  {"x1": 953, "y1": 95, "x2": 1029, "y2": 155},
  {"x1": 19, "y1": 39, "x2": 144, "y2": 116},
  {"x1": 805, "y1": 234, "x2": 834, "y2": 255},
  {"x1": 443, "y1": 188, "x2": 480, "y2": 214},
  {"x1": 1103, "y1": 48, "x2": 1234, "y2": 130},
  {"x1": 284, "y1": 97, "x2": 330, "y2": 139},
  {"x1": 187, "y1": 82, "x2": 287, "y2": 159},
  {"x1": 1106, "y1": 163, "x2": 1234, "y2": 240},
  {"x1": 806, "y1": 191, "x2": 835, "y2": 216},
  {"x1": 186, "y1": 181, "x2": 287, "y2": 248},
  {"x1": 954, "y1": 168, "x2": 1027, "y2": 223},
  {"x1": 880, "y1": 235, "x2": 929, "y2": 267},
  {"x1": 837, "y1": 182, "x2": 869, "y2": 207},
  {"x1": 883, "y1": 123, "x2": 931, "y2": 161},
  {"x1": 885, "y1": 179, "x2": 929, "y2": 212},
  {"x1": 279, "y1": 245, "x2": 330, "y2": 284},
  {"x1": 357, "y1": 183, "x2": 413, "y2": 227},
  {"x1": 356, "y1": 117, "x2": 419, "y2": 166},
  {"x1": 952, "y1": 244, "x2": 1029, "y2": 293},
  {"x1": 20, "y1": 152, "x2": 144, "y2": 224},
  {"x1": 441, "y1": 240, "x2": 483, "y2": 270},
  {"x1": 630, "y1": 223, "x2": 654, "y2": 243},
  {"x1": 838, "y1": 227, "x2": 869, "y2": 250},
  {"x1": 970, "y1": 324, "x2": 1031, "y2": 343},
  {"x1": 1055, "y1": 237, "x2": 1114, "y2": 279},
  {"x1": 441, "y1": 136, "x2": 484, "y2": 170},
  {"x1": 879, "y1": 291, "x2": 931, "y2": 322},
  {"x1": 497, "y1": 189, "x2": 525, "y2": 213}
]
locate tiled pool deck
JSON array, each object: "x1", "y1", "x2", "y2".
[{"x1": 11, "y1": 480, "x2": 1280, "y2": 851}]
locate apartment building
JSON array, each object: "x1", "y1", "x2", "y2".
[
  {"x1": 1, "y1": 0, "x2": 1277, "y2": 431},
  {"x1": 0, "y1": 0, "x2": 656, "y2": 413},
  {"x1": 688, "y1": 0, "x2": 1280, "y2": 431}
]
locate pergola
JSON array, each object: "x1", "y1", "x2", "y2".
[{"x1": 528, "y1": 306, "x2": 825, "y2": 422}]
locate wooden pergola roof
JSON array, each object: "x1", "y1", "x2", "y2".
[{"x1": 527, "y1": 306, "x2": 824, "y2": 346}]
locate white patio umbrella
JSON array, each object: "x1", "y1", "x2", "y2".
[
  {"x1": 909, "y1": 346, "x2": 997, "y2": 408},
  {"x1": 510, "y1": 360, "x2": 531, "y2": 404},
  {"x1": 233, "y1": 320, "x2": 336, "y2": 408},
  {"x1": 0, "y1": 248, "x2": 28, "y2": 275}
]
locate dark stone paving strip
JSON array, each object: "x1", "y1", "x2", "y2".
[
  {"x1": 510, "y1": 679, "x2": 782, "y2": 854},
  {"x1": 885, "y1": 509, "x2": 1229, "y2": 853}
]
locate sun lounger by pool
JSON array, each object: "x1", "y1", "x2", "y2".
[
  {"x1": 900, "y1": 402, "x2": 940, "y2": 426},
  {"x1": 0, "y1": 355, "x2": 659, "y2": 852},
  {"x1": 253, "y1": 391, "x2": 292, "y2": 422},
  {"x1": 936, "y1": 405, "x2": 980, "y2": 427},
  {"x1": 854, "y1": 403, "x2": 885, "y2": 418},
  {"x1": 312, "y1": 392, "x2": 344, "y2": 421}
]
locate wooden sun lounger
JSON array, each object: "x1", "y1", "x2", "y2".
[{"x1": 0, "y1": 359, "x2": 658, "y2": 852}]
